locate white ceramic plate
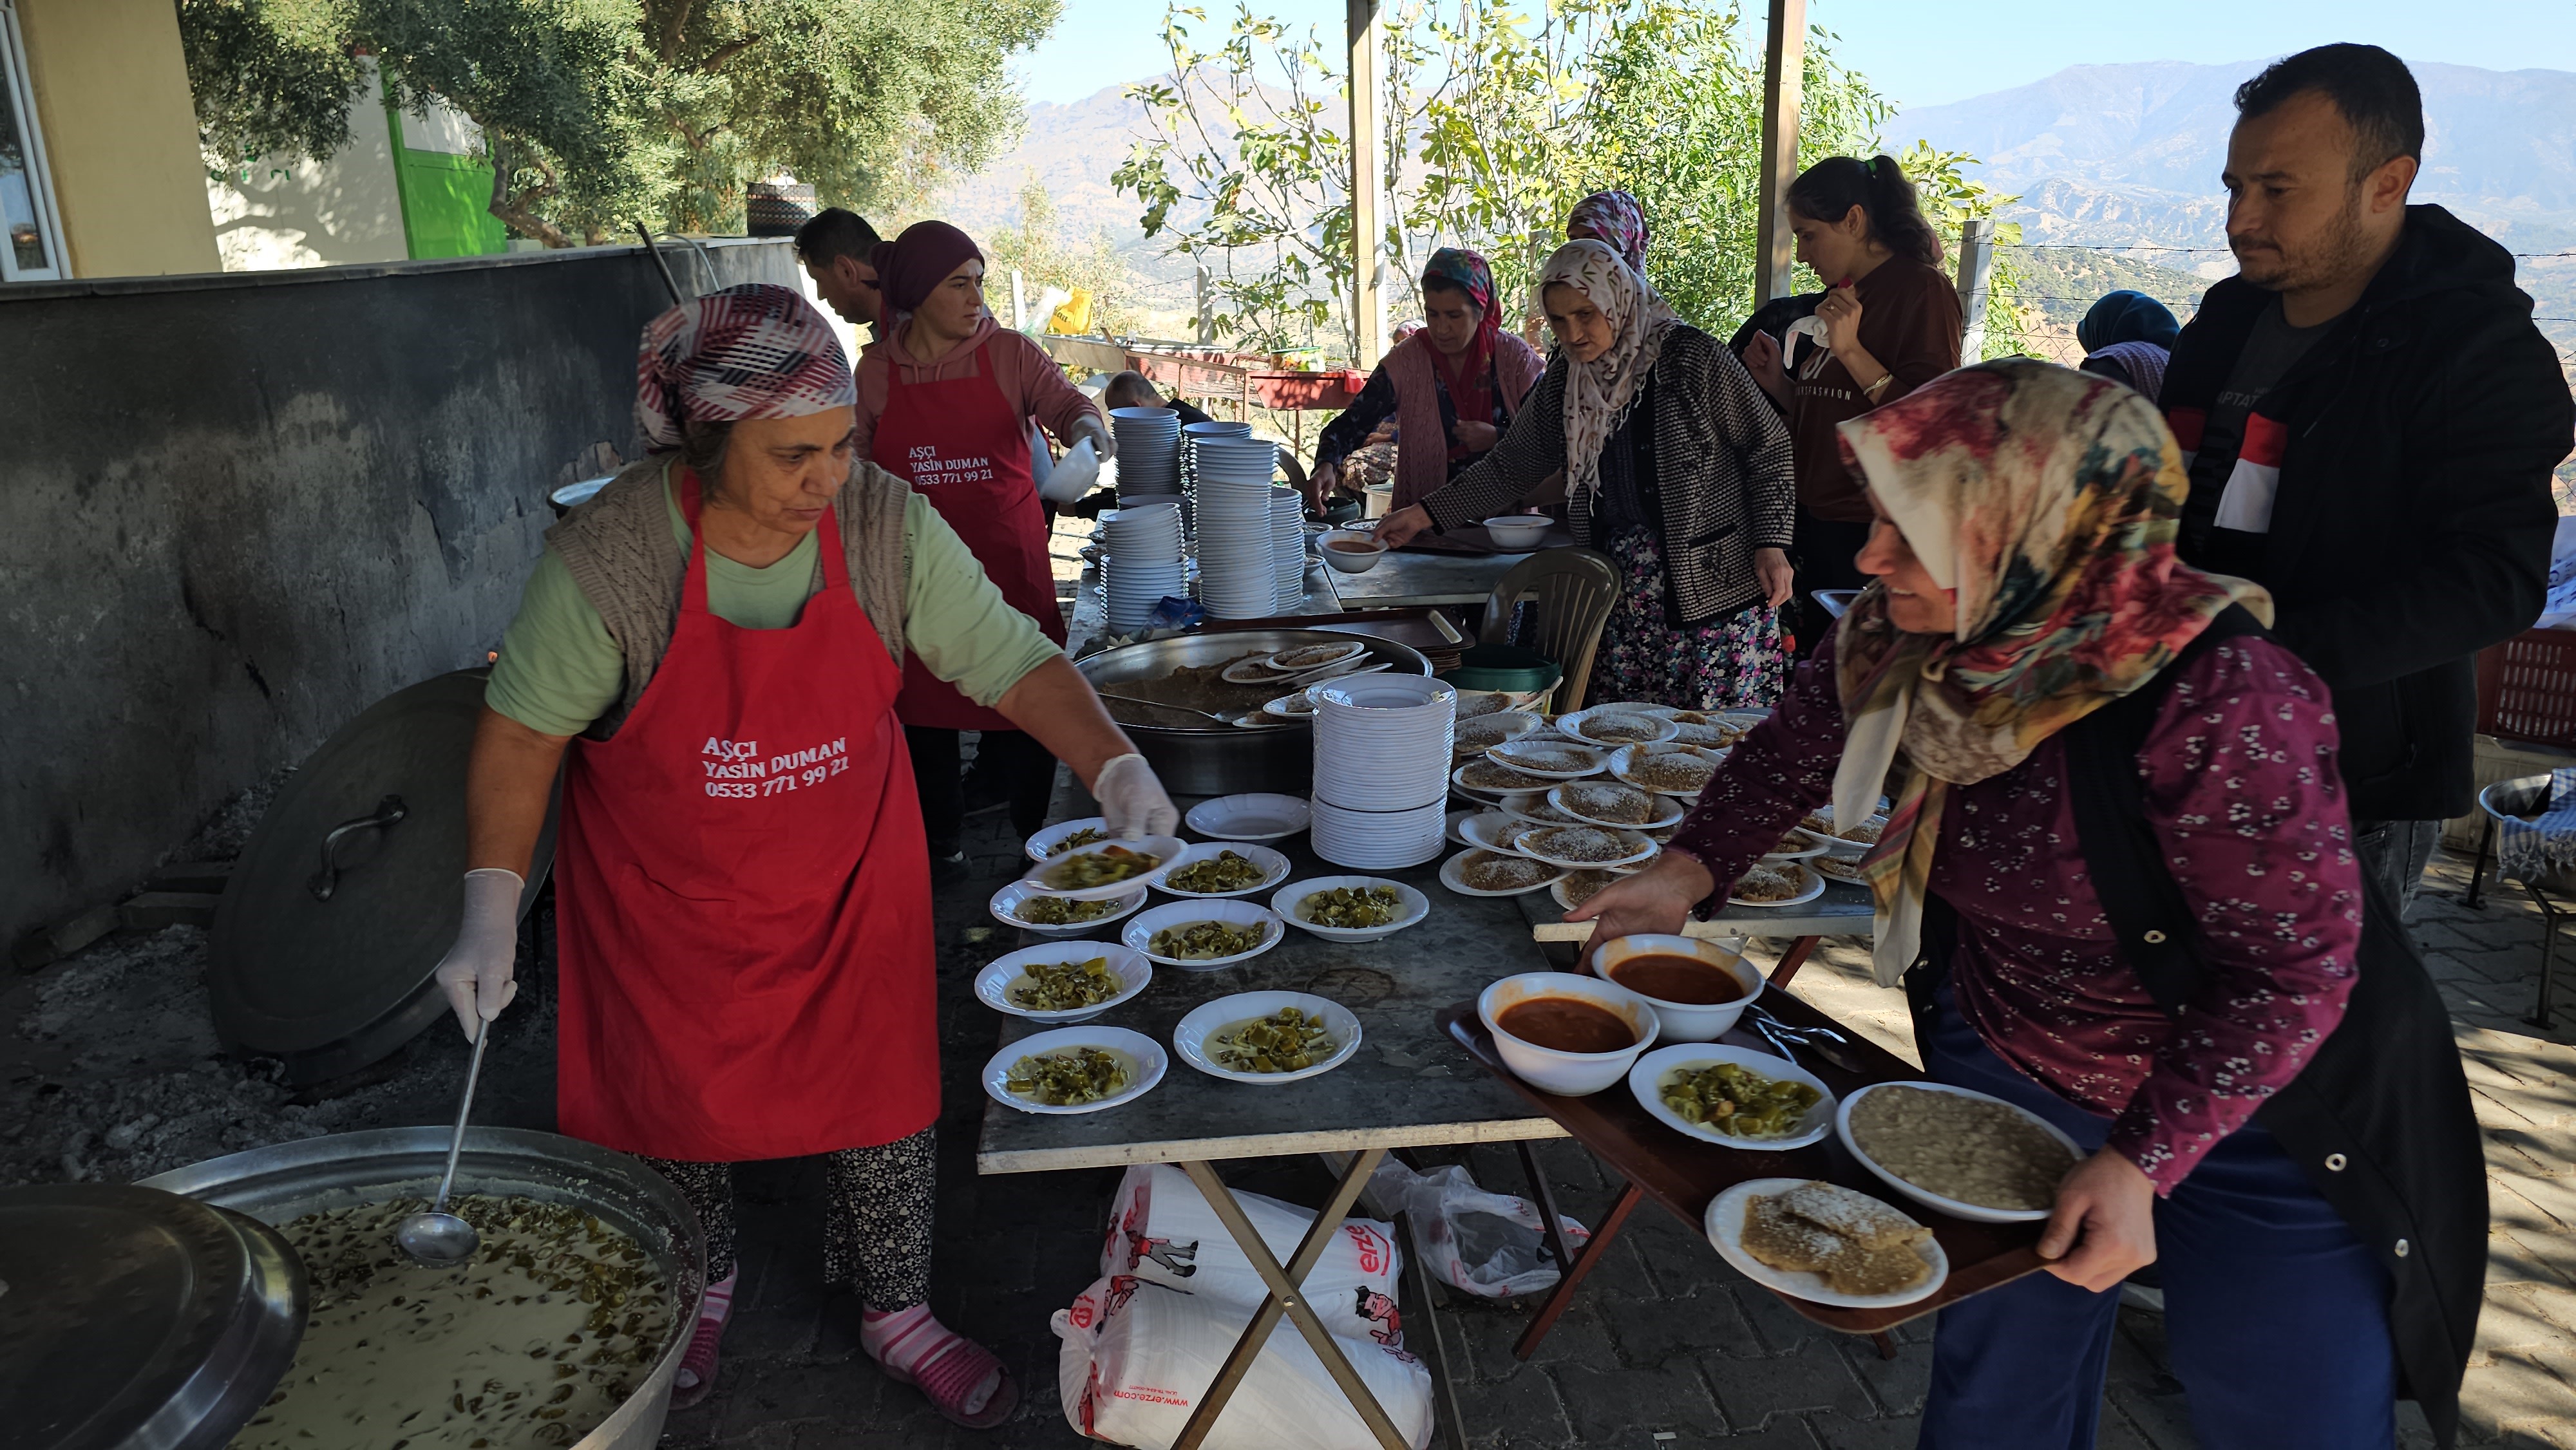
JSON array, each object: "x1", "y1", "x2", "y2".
[
  {"x1": 1458, "y1": 810, "x2": 1530, "y2": 855},
  {"x1": 1485, "y1": 739, "x2": 1611, "y2": 780},
  {"x1": 1221, "y1": 653, "x2": 1295, "y2": 684},
  {"x1": 1761, "y1": 829, "x2": 1832, "y2": 863},
  {"x1": 1156, "y1": 841, "x2": 1294, "y2": 899},
  {"x1": 1186, "y1": 793, "x2": 1313, "y2": 842},
  {"x1": 1703, "y1": 1178, "x2": 1949, "y2": 1310},
  {"x1": 1495, "y1": 791, "x2": 1582, "y2": 828},
  {"x1": 1513, "y1": 825, "x2": 1659, "y2": 872},
  {"x1": 1452, "y1": 710, "x2": 1544, "y2": 756},
  {"x1": 1271, "y1": 876, "x2": 1432, "y2": 942},
  {"x1": 1017, "y1": 836, "x2": 1188, "y2": 900},
  {"x1": 1439, "y1": 847, "x2": 1566, "y2": 897},
  {"x1": 1263, "y1": 692, "x2": 1320, "y2": 719},
  {"x1": 1445, "y1": 808, "x2": 1481, "y2": 847},
  {"x1": 1548, "y1": 867, "x2": 1640, "y2": 912},
  {"x1": 1802, "y1": 805, "x2": 1890, "y2": 860},
  {"x1": 989, "y1": 880, "x2": 1150, "y2": 938},
  {"x1": 1267, "y1": 640, "x2": 1367, "y2": 673},
  {"x1": 973, "y1": 943, "x2": 1154, "y2": 1023},
  {"x1": 1628, "y1": 1043, "x2": 1837, "y2": 1151},
  {"x1": 1557, "y1": 706, "x2": 1682, "y2": 748},
  {"x1": 1172, "y1": 992, "x2": 1366, "y2": 1084},
  {"x1": 1547, "y1": 783, "x2": 1686, "y2": 832},
  {"x1": 1607, "y1": 744, "x2": 1727, "y2": 798},
  {"x1": 1813, "y1": 856, "x2": 1868, "y2": 886},
  {"x1": 1025, "y1": 816, "x2": 1113, "y2": 863},
  {"x1": 1835, "y1": 1082, "x2": 2085, "y2": 1225},
  {"x1": 1453, "y1": 760, "x2": 1565, "y2": 796},
  {"x1": 983, "y1": 1026, "x2": 1168, "y2": 1115},
  {"x1": 1122, "y1": 898, "x2": 1289, "y2": 970},
  {"x1": 1728, "y1": 862, "x2": 1826, "y2": 909}
]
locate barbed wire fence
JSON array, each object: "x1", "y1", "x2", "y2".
[{"x1": 1980, "y1": 239, "x2": 2576, "y2": 508}]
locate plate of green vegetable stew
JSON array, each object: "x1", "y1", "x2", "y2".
[
  {"x1": 974, "y1": 943, "x2": 1154, "y2": 1022},
  {"x1": 1018, "y1": 835, "x2": 1188, "y2": 900},
  {"x1": 981, "y1": 1026, "x2": 1168, "y2": 1115},
  {"x1": 1269, "y1": 876, "x2": 1430, "y2": 942},
  {"x1": 1172, "y1": 992, "x2": 1364, "y2": 1085},
  {"x1": 1626, "y1": 1043, "x2": 1837, "y2": 1151}
]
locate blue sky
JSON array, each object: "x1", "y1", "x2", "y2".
[{"x1": 1011, "y1": 0, "x2": 2576, "y2": 110}]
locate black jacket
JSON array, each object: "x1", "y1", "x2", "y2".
[{"x1": 2163, "y1": 204, "x2": 2571, "y2": 822}]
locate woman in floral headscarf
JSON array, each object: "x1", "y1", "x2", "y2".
[
  {"x1": 1567, "y1": 189, "x2": 1650, "y2": 274},
  {"x1": 1309, "y1": 247, "x2": 1546, "y2": 511},
  {"x1": 1378, "y1": 240, "x2": 1797, "y2": 710},
  {"x1": 1571, "y1": 361, "x2": 2483, "y2": 1449}
]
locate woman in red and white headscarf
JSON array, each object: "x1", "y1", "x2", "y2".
[
  {"x1": 1307, "y1": 247, "x2": 1546, "y2": 512},
  {"x1": 438, "y1": 283, "x2": 1175, "y2": 1426}
]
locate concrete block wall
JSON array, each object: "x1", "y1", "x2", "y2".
[{"x1": 0, "y1": 238, "x2": 799, "y2": 947}]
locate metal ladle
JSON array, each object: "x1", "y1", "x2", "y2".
[{"x1": 395, "y1": 1020, "x2": 493, "y2": 1267}]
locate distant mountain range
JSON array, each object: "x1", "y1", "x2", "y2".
[{"x1": 1893, "y1": 59, "x2": 2576, "y2": 264}]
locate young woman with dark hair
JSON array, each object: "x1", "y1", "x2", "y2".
[{"x1": 1741, "y1": 153, "x2": 1964, "y2": 652}]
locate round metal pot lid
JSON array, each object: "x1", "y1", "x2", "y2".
[
  {"x1": 0, "y1": 1183, "x2": 306, "y2": 1450},
  {"x1": 210, "y1": 668, "x2": 558, "y2": 1080}
]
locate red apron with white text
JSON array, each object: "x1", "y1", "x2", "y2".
[
  {"x1": 554, "y1": 471, "x2": 936, "y2": 1162},
  {"x1": 871, "y1": 341, "x2": 1066, "y2": 730}
]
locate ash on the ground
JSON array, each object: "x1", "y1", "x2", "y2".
[{"x1": 2, "y1": 926, "x2": 415, "y2": 1185}]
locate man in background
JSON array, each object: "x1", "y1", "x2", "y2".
[
  {"x1": 793, "y1": 208, "x2": 884, "y2": 339},
  {"x1": 2165, "y1": 42, "x2": 2571, "y2": 909},
  {"x1": 1101, "y1": 370, "x2": 1213, "y2": 429}
]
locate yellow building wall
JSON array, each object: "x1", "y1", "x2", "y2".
[{"x1": 15, "y1": 0, "x2": 221, "y2": 278}]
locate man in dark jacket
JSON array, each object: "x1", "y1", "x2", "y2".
[{"x1": 2166, "y1": 44, "x2": 2574, "y2": 912}]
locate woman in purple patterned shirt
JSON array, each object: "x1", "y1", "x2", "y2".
[{"x1": 1573, "y1": 361, "x2": 2403, "y2": 1448}]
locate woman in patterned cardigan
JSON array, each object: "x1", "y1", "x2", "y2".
[{"x1": 1374, "y1": 240, "x2": 1797, "y2": 709}]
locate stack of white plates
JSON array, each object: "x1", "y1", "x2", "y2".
[
  {"x1": 1193, "y1": 437, "x2": 1283, "y2": 619},
  {"x1": 1099, "y1": 502, "x2": 1185, "y2": 634},
  {"x1": 1112, "y1": 406, "x2": 1184, "y2": 514},
  {"x1": 1182, "y1": 419, "x2": 1253, "y2": 498},
  {"x1": 1310, "y1": 674, "x2": 1457, "y2": 868},
  {"x1": 1269, "y1": 487, "x2": 1306, "y2": 610}
]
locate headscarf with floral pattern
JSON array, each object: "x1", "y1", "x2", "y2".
[
  {"x1": 1567, "y1": 191, "x2": 1649, "y2": 273},
  {"x1": 1828, "y1": 359, "x2": 2272, "y2": 983},
  {"x1": 1535, "y1": 239, "x2": 1681, "y2": 505}
]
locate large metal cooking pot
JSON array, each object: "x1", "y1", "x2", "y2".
[
  {"x1": 1077, "y1": 628, "x2": 1432, "y2": 796},
  {"x1": 138, "y1": 1127, "x2": 705, "y2": 1450}
]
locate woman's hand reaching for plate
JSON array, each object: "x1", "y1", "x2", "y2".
[
  {"x1": 1563, "y1": 849, "x2": 1716, "y2": 965},
  {"x1": 1374, "y1": 505, "x2": 1434, "y2": 549}
]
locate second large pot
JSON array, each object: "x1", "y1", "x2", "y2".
[
  {"x1": 139, "y1": 1127, "x2": 705, "y2": 1450},
  {"x1": 1076, "y1": 629, "x2": 1432, "y2": 796}
]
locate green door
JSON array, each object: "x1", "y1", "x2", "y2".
[{"x1": 388, "y1": 106, "x2": 507, "y2": 259}]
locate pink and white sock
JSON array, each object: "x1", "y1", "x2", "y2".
[
  {"x1": 675, "y1": 1270, "x2": 738, "y2": 1396},
  {"x1": 862, "y1": 1303, "x2": 1004, "y2": 1419}
]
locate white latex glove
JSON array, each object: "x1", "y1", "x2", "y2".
[
  {"x1": 433, "y1": 868, "x2": 523, "y2": 1040},
  {"x1": 1095, "y1": 753, "x2": 1180, "y2": 839}
]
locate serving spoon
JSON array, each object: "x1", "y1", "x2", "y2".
[{"x1": 395, "y1": 1019, "x2": 492, "y2": 1268}]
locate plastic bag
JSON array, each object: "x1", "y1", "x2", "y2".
[
  {"x1": 1367, "y1": 1159, "x2": 1589, "y2": 1300},
  {"x1": 1102, "y1": 1163, "x2": 1405, "y2": 1346},
  {"x1": 1054, "y1": 1275, "x2": 1433, "y2": 1450}
]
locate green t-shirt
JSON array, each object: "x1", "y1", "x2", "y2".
[{"x1": 486, "y1": 470, "x2": 1059, "y2": 737}]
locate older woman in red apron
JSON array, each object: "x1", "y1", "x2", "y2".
[
  {"x1": 432, "y1": 284, "x2": 1177, "y2": 1428},
  {"x1": 853, "y1": 221, "x2": 1113, "y2": 875}
]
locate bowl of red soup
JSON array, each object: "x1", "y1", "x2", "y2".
[
  {"x1": 1587, "y1": 934, "x2": 1763, "y2": 1042},
  {"x1": 1477, "y1": 972, "x2": 1660, "y2": 1096}
]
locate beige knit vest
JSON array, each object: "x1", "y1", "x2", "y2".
[{"x1": 547, "y1": 455, "x2": 913, "y2": 739}]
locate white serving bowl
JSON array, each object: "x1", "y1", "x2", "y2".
[
  {"x1": 1321, "y1": 532, "x2": 1388, "y2": 573},
  {"x1": 1835, "y1": 1081, "x2": 2086, "y2": 1225},
  {"x1": 989, "y1": 880, "x2": 1150, "y2": 938},
  {"x1": 1017, "y1": 835, "x2": 1188, "y2": 900},
  {"x1": 1186, "y1": 793, "x2": 1312, "y2": 841},
  {"x1": 982, "y1": 1025, "x2": 1168, "y2": 1115},
  {"x1": 1271, "y1": 875, "x2": 1432, "y2": 942},
  {"x1": 1476, "y1": 972, "x2": 1660, "y2": 1097},
  {"x1": 1156, "y1": 841, "x2": 1294, "y2": 899},
  {"x1": 1629, "y1": 1043, "x2": 1837, "y2": 1149},
  {"x1": 1587, "y1": 933, "x2": 1765, "y2": 1042},
  {"x1": 1171, "y1": 991, "x2": 1365, "y2": 1085},
  {"x1": 1482, "y1": 516, "x2": 1551, "y2": 550},
  {"x1": 974, "y1": 942, "x2": 1154, "y2": 1023},
  {"x1": 1122, "y1": 898, "x2": 1289, "y2": 970},
  {"x1": 1025, "y1": 816, "x2": 1113, "y2": 863}
]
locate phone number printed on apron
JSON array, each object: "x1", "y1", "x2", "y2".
[
  {"x1": 700, "y1": 736, "x2": 852, "y2": 799},
  {"x1": 906, "y1": 444, "x2": 995, "y2": 489}
]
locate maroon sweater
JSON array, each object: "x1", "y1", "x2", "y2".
[{"x1": 1669, "y1": 633, "x2": 2364, "y2": 1192}]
